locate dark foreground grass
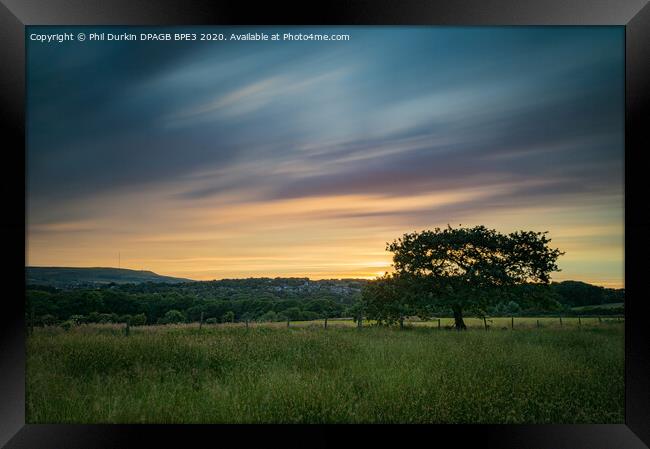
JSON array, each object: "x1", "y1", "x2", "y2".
[{"x1": 26, "y1": 324, "x2": 624, "y2": 423}]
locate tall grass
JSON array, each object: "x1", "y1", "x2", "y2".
[{"x1": 26, "y1": 323, "x2": 624, "y2": 423}]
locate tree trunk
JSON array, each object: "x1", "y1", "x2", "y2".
[{"x1": 452, "y1": 305, "x2": 466, "y2": 330}]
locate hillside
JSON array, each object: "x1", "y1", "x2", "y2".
[
  {"x1": 26, "y1": 267, "x2": 191, "y2": 288},
  {"x1": 551, "y1": 280, "x2": 624, "y2": 308}
]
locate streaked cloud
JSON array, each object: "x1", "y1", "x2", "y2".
[{"x1": 26, "y1": 26, "x2": 624, "y2": 286}]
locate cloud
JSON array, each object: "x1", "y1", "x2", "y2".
[{"x1": 26, "y1": 27, "x2": 624, "y2": 285}]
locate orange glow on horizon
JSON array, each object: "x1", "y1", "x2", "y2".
[{"x1": 27, "y1": 182, "x2": 624, "y2": 289}]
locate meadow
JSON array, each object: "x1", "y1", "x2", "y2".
[{"x1": 26, "y1": 319, "x2": 624, "y2": 424}]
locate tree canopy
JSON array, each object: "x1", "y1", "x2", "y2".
[
  {"x1": 367, "y1": 225, "x2": 564, "y2": 329},
  {"x1": 25, "y1": 278, "x2": 361, "y2": 326}
]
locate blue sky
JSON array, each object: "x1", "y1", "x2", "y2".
[{"x1": 26, "y1": 27, "x2": 625, "y2": 285}]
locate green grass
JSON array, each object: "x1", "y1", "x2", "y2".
[{"x1": 26, "y1": 322, "x2": 624, "y2": 424}]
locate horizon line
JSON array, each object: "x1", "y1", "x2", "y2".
[{"x1": 26, "y1": 265, "x2": 625, "y2": 289}]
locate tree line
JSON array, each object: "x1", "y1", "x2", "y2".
[
  {"x1": 26, "y1": 283, "x2": 355, "y2": 327},
  {"x1": 26, "y1": 226, "x2": 623, "y2": 328}
]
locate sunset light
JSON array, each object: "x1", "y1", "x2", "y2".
[{"x1": 26, "y1": 27, "x2": 623, "y2": 287}]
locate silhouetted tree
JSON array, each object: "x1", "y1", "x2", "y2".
[{"x1": 386, "y1": 225, "x2": 563, "y2": 330}]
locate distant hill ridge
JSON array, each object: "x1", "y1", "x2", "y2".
[
  {"x1": 26, "y1": 267, "x2": 624, "y2": 309},
  {"x1": 26, "y1": 266, "x2": 191, "y2": 287}
]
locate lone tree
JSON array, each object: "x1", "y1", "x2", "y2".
[{"x1": 387, "y1": 225, "x2": 564, "y2": 330}]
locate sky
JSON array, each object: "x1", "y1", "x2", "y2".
[{"x1": 26, "y1": 26, "x2": 624, "y2": 287}]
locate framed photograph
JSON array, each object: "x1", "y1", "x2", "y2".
[{"x1": 2, "y1": 0, "x2": 649, "y2": 447}]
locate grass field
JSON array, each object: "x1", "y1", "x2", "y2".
[{"x1": 26, "y1": 320, "x2": 624, "y2": 424}]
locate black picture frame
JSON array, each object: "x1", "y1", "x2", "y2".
[{"x1": 1, "y1": 1, "x2": 649, "y2": 447}]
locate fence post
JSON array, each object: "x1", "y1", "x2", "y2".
[
  {"x1": 483, "y1": 316, "x2": 488, "y2": 331},
  {"x1": 357, "y1": 316, "x2": 362, "y2": 329},
  {"x1": 287, "y1": 319, "x2": 290, "y2": 328},
  {"x1": 598, "y1": 316, "x2": 602, "y2": 324},
  {"x1": 125, "y1": 321, "x2": 130, "y2": 336},
  {"x1": 536, "y1": 319, "x2": 540, "y2": 329},
  {"x1": 199, "y1": 311, "x2": 204, "y2": 330},
  {"x1": 511, "y1": 316, "x2": 514, "y2": 330},
  {"x1": 324, "y1": 317, "x2": 328, "y2": 329},
  {"x1": 578, "y1": 316, "x2": 582, "y2": 328},
  {"x1": 559, "y1": 316, "x2": 563, "y2": 328},
  {"x1": 438, "y1": 318, "x2": 441, "y2": 330},
  {"x1": 400, "y1": 317, "x2": 404, "y2": 330},
  {"x1": 246, "y1": 319, "x2": 249, "y2": 329}
]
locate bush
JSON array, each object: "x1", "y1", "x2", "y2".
[
  {"x1": 205, "y1": 317, "x2": 218, "y2": 324},
  {"x1": 282, "y1": 307, "x2": 303, "y2": 321},
  {"x1": 39, "y1": 314, "x2": 57, "y2": 326},
  {"x1": 221, "y1": 311, "x2": 235, "y2": 323},
  {"x1": 258, "y1": 310, "x2": 278, "y2": 322},
  {"x1": 301, "y1": 311, "x2": 320, "y2": 321},
  {"x1": 98, "y1": 313, "x2": 118, "y2": 324},
  {"x1": 60, "y1": 320, "x2": 74, "y2": 331},
  {"x1": 491, "y1": 301, "x2": 522, "y2": 316},
  {"x1": 131, "y1": 313, "x2": 147, "y2": 326},
  {"x1": 159, "y1": 310, "x2": 186, "y2": 324},
  {"x1": 69, "y1": 315, "x2": 86, "y2": 325}
]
